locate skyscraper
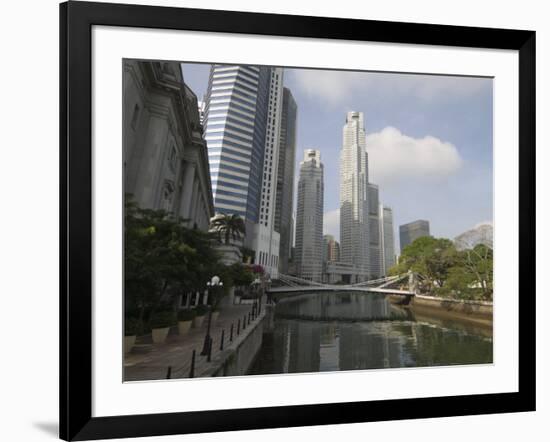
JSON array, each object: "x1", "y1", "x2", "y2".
[
  {"x1": 340, "y1": 111, "x2": 369, "y2": 280},
  {"x1": 367, "y1": 183, "x2": 382, "y2": 278},
  {"x1": 254, "y1": 68, "x2": 284, "y2": 277},
  {"x1": 399, "y1": 220, "x2": 430, "y2": 251},
  {"x1": 204, "y1": 64, "x2": 271, "y2": 227},
  {"x1": 274, "y1": 88, "x2": 298, "y2": 274},
  {"x1": 295, "y1": 149, "x2": 324, "y2": 282},
  {"x1": 203, "y1": 65, "x2": 282, "y2": 276},
  {"x1": 379, "y1": 205, "x2": 396, "y2": 275}
]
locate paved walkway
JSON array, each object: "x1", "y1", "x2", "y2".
[{"x1": 124, "y1": 301, "x2": 264, "y2": 381}]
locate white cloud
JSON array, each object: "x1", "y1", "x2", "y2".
[
  {"x1": 323, "y1": 209, "x2": 340, "y2": 240},
  {"x1": 289, "y1": 69, "x2": 489, "y2": 107},
  {"x1": 367, "y1": 127, "x2": 463, "y2": 186}
]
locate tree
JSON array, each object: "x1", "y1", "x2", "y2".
[
  {"x1": 390, "y1": 235, "x2": 493, "y2": 301},
  {"x1": 210, "y1": 213, "x2": 246, "y2": 245},
  {"x1": 125, "y1": 196, "x2": 222, "y2": 327}
]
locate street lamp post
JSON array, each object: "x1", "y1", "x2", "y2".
[{"x1": 201, "y1": 275, "x2": 223, "y2": 356}]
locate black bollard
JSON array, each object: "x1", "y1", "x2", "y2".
[
  {"x1": 230, "y1": 323, "x2": 234, "y2": 341},
  {"x1": 237, "y1": 319, "x2": 240, "y2": 335},
  {"x1": 166, "y1": 366, "x2": 172, "y2": 379},
  {"x1": 220, "y1": 329, "x2": 225, "y2": 351},
  {"x1": 189, "y1": 349, "x2": 196, "y2": 378}
]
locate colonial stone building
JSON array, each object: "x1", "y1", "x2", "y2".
[{"x1": 124, "y1": 60, "x2": 214, "y2": 230}]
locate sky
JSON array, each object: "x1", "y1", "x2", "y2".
[{"x1": 181, "y1": 63, "x2": 493, "y2": 251}]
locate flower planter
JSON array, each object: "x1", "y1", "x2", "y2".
[
  {"x1": 193, "y1": 315, "x2": 205, "y2": 328},
  {"x1": 178, "y1": 320, "x2": 192, "y2": 336},
  {"x1": 124, "y1": 335, "x2": 136, "y2": 354},
  {"x1": 151, "y1": 326, "x2": 170, "y2": 344}
]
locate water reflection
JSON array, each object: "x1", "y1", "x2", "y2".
[{"x1": 249, "y1": 292, "x2": 492, "y2": 375}]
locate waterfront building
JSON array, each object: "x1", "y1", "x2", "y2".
[
  {"x1": 203, "y1": 64, "x2": 282, "y2": 276},
  {"x1": 379, "y1": 205, "x2": 396, "y2": 275},
  {"x1": 124, "y1": 60, "x2": 214, "y2": 230},
  {"x1": 340, "y1": 111, "x2": 370, "y2": 281},
  {"x1": 367, "y1": 183, "x2": 382, "y2": 278},
  {"x1": 399, "y1": 219, "x2": 431, "y2": 251},
  {"x1": 274, "y1": 88, "x2": 298, "y2": 275},
  {"x1": 295, "y1": 150, "x2": 324, "y2": 282}
]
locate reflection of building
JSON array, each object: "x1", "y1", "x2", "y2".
[
  {"x1": 203, "y1": 65, "x2": 282, "y2": 276},
  {"x1": 340, "y1": 112, "x2": 369, "y2": 280},
  {"x1": 274, "y1": 88, "x2": 298, "y2": 275},
  {"x1": 367, "y1": 183, "x2": 381, "y2": 278},
  {"x1": 295, "y1": 150, "x2": 324, "y2": 282},
  {"x1": 399, "y1": 219, "x2": 430, "y2": 251},
  {"x1": 124, "y1": 60, "x2": 214, "y2": 230},
  {"x1": 454, "y1": 223, "x2": 493, "y2": 250},
  {"x1": 379, "y1": 205, "x2": 396, "y2": 275}
]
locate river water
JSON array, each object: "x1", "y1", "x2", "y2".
[{"x1": 249, "y1": 292, "x2": 492, "y2": 375}]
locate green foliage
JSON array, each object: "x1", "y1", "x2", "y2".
[
  {"x1": 393, "y1": 236, "x2": 493, "y2": 301},
  {"x1": 195, "y1": 304, "x2": 209, "y2": 316},
  {"x1": 209, "y1": 213, "x2": 246, "y2": 245},
  {"x1": 149, "y1": 311, "x2": 175, "y2": 329},
  {"x1": 124, "y1": 317, "x2": 142, "y2": 336},
  {"x1": 125, "y1": 195, "x2": 221, "y2": 324},
  {"x1": 177, "y1": 309, "x2": 196, "y2": 322}
]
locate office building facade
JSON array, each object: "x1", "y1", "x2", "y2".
[
  {"x1": 399, "y1": 220, "x2": 431, "y2": 251},
  {"x1": 295, "y1": 150, "x2": 324, "y2": 282},
  {"x1": 340, "y1": 111, "x2": 370, "y2": 280},
  {"x1": 367, "y1": 183, "x2": 382, "y2": 278},
  {"x1": 274, "y1": 88, "x2": 298, "y2": 274},
  {"x1": 379, "y1": 205, "x2": 396, "y2": 275}
]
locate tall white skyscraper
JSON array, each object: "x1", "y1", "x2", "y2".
[
  {"x1": 340, "y1": 111, "x2": 370, "y2": 280},
  {"x1": 295, "y1": 149, "x2": 324, "y2": 282},
  {"x1": 253, "y1": 68, "x2": 284, "y2": 277},
  {"x1": 379, "y1": 205, "x2": 396, "y2": 275}
]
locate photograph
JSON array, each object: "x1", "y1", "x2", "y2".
[{"x1": 123, "y1": 59, "x2": 494, "y2": 381}]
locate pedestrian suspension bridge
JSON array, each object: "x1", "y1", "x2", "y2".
[{"x1": 268, "y1": 271, "x2": 420, "y2": 300}]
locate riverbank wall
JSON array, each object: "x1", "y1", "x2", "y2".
[
  {"x1": 391, "y1": 294, "x2": 493, "y2": 329},
  {"x1": 200, "y1": 307, "x2": 269, "y2": 377}
]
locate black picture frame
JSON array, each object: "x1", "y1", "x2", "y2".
[{"x1": 60, "y1": 1, "x2": 536, "y2": 440}]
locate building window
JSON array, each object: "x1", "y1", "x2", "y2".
[
  {"x1": 131, "y1": 103, "x2": 140, "y2": 131},
  {"x1": 161, "y1": 180, "x2": 175, "y2": 211},
  {"x1": 167, "y1": 145, "x2": 178, "y2": 172}
]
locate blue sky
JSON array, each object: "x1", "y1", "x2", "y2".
[{"x1": 181, "y1": 63, "x2": 493, "y2": 250}]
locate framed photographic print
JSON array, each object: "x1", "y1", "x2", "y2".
[{"x1": 60, "y1": 1, "x2": 536, "y2": 440}]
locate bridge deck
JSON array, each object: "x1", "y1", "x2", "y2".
[{"x1": 267, "y1": 286, "x2": 414, "y2": 296}]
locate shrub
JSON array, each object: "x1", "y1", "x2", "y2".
[
  {"x1": 124, "y1": 317, "x2": 141, "y2": 336},
  {"x1": 177, "y1": 309, "x2": 196, "y2": 322},
  {"x1": 149, "y1": 311, "x2": 176, "y2": 329},
  {"x1": 195, "y1": 304, "x2": 209, "y2": 316}
]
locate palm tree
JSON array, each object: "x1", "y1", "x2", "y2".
[{"x1": 210, "y1": 213, "x2": 246, "y2": 245}]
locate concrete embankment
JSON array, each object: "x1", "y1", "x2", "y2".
[
  {"x1": 201, "y1": 307, "x2": 268, "y2": 377},
  {"x1": 391, "y1": 294, "x2": 493, "y2": 330}
]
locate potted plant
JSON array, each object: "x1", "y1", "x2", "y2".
[
  {"x1": 193, "y1": 304, "x2": 208, "y2": 327},
  {"x1": 124, "y1": 317, "x2": 140, "y2": 354},
  {"x1": 149, "y1": 311, "x2": 175, "y2": 344},
  {"x1": 177, "y1": 309, "x2": 195, "y2": 336}
]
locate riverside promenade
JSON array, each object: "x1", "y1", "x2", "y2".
[{"x1": 125, "y1": 300, "x2": 265, "y2": 381}]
